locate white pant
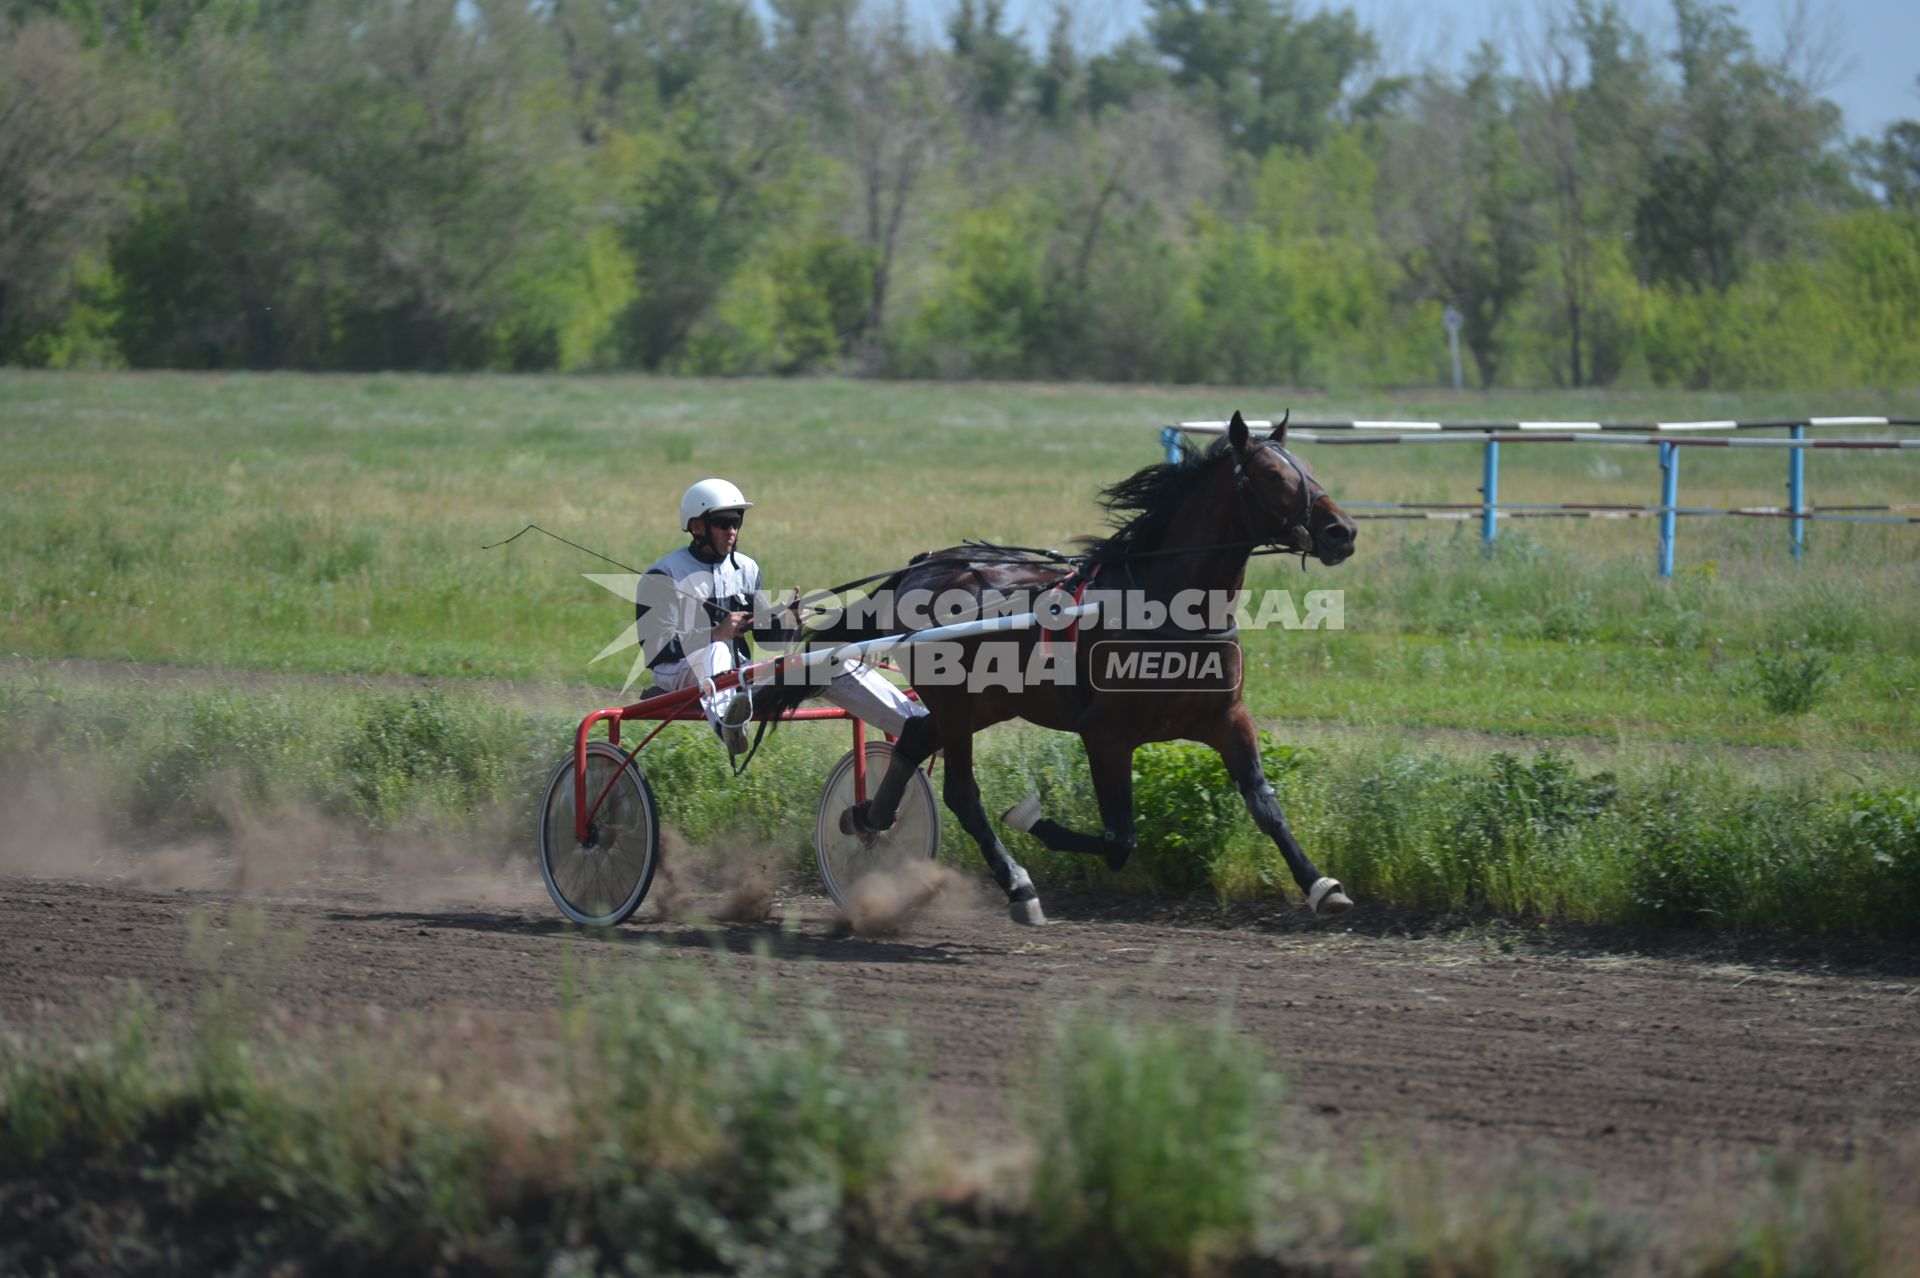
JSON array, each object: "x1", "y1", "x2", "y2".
[{"x1": 653, "y1": 640, "x2": 926, "y2": 737}]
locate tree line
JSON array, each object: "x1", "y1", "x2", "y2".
[{"x1": 2, "y1": 0, "x2": 1916, "y2": 387}]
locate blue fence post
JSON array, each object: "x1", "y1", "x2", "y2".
[
  {"x1": 1481, "y1": 436, "x2": 1500, "y2": 555},
  {"x1": 1161, "y1": 425, "x2": 1182, "y2": 465},
  {"x1": 1789, "y1": 422, "x2": 1806, "y2": 564},
  {"x1": 1658, "y1": 441, "x2": 1679, "y2": 578}
]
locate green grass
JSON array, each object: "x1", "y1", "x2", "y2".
[
  {"x1": 2, "y1": 371, "x2": 1916, "y2": 754},
  {"x1": 4, "y1": 943, "x2": 1915, "y2": 1276},
  {"x1": 1026, "y1": 1005, "x2": 1279, "y2": 1272},
  {"x1": 5, "y1": 674, "x2": 1917, "y2": 938}
]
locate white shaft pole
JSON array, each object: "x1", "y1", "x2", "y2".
[{"x1": 777, "y1": 602, "x2": 1103, "y2": 680}]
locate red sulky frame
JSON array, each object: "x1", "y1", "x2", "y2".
[{"x1": 571, "y1": 653, "x2": 917, "y2": 845}]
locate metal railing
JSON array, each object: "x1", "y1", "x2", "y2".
[{"x1": 1161, "y1": 418, "x2": 1920, "y2": 577}]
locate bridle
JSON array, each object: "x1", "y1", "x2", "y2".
[{"x1": 1231, "y1": 438, "x2": 1322, "y2": 555}]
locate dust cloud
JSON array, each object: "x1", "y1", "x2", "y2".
[
  {"x1": 833, "y1": 860, "x2": 976, "y2": 938},
  {"x1": 648, "y1": 829, "x2": 782, "y2": 923},
  {"x1": 0, "y1": 766, "x2": 983, "y2": 934},
  {"x1": 0, "y1": 766, "x2": 540, "y2": 908}
]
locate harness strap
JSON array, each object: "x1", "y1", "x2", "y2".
[
  {"x1": 1038, "y1": 563, "x2": 1100, "y2": 660},
  {"x1": 1068, "y1": 570, "x2": 1094, "y2": 646}
]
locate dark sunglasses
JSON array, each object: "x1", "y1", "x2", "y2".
[{"x1": 704, "y1": 512, "x2": 744, "y2": 530}]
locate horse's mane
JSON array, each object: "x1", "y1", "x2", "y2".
[{"x1": 1079, "y1": 435, "x2": 1227, "y2": 566}]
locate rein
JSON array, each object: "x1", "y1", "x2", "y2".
[
  {"x1": 486, "y1": 442, "x2": 1329, "y2": 633},
  {"x1": 483, "y1": 524, "x2": 914, "y2": 607}
]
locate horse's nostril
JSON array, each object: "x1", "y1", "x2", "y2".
[{"x1": 1325, "y1": 523, "x2": 1353, "y2": 544}]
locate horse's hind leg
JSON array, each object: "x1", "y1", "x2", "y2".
[
  {"x1": 1003, "y1": 737, "x2": 1137, "y2": 872},
  {"x1": 941, "y1": 722, "x2": 1046, "y2": 925},
  {"x1": 1208, "y1": 704, "x2": 1351, "y2": 917}
]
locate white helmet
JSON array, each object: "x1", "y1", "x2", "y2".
[{"x1": 679, "y1": 478, "x2": 753, "y2": 531}]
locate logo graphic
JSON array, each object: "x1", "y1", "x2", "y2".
[
  {"x1": 582, "y1": 575, "x2": 1343, "y2": 696},
  {"x1": 1089, "y1": 640, "x2": 1240, "y2": 692},
  {"x1": 583, "y1": 573, "x2": 716, "y2": 695}
]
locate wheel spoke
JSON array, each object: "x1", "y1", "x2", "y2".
[
  {"x1": 814, "y1": 744, "x2": 939, "y2": 909},
  {"x1": 540, "y1": 749, "x2": 657, "y2": 926}
]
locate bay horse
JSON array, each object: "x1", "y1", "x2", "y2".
[{"x1": 760, "y1": 411, "x2": 1357, "y2": 924}]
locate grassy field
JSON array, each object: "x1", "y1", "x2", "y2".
[
  {"x1": 3, "y1": 371, "x2": 1918, "y2": 934},
  {"x1": 2, "y1": 371, "x2": 1917, "y2": 755}
]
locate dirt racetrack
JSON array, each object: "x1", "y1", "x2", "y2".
[{"x1": 4, "y1": 861, "x2": 1917, "y2": 1225}]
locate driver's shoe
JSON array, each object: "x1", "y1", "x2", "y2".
[{"x1": 715, "y1": 690, "x2": 754, "y2": 756}]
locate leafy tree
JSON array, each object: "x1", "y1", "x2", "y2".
[
  {"x1": 0, "y1": 17, "x2": 156, "y2": 361},
  {"x1": 1242, "y1": 129, "x2": 1430, "y2": 387},
  {"x1": 109, "y1": 30, "x2": 316, "y2": 368},
  {"x1": 615, "y1": 114, "x2": 806, "y2": 369},
  {"x1": 1084, "y1": 36, "x2": 1169, "y2": 116},
  {"x1": 772, "y1": 234, "x2": 872, "y2": 369},
  {"x1": 1823, "y1": 207, "x2": 1920, "y2": 384},
  {"x1": 1860, "y1": 111, "x2": 1920, "y2": 212},
  {"x1": 1036, "y1": 96, "x2": 1220, "y2": 380},
  {"x1": 1187, "y1": 222, "x2": 1304, "y2": 384},
  {"x1": 1378, "y1": 48, "x2": 1541, "y2": 387},
  {"x1": 265, "y1": 0, "x2": 586, "y2": 368},
  {"x1": 1034, "y1": 2, "x2": 1082, "y2": 122},
  {"x1": 4, "y1": 0, "x2": 1916, "y2": 389},
  {"x1": 548, "y1": 0, "x2": 764, "y2": 142},
  {"x1": 1146, "y1": 0, "x2": 1377, "y2": 154},
  {"x1": 1631, "y1": 0, "x2": 1848, "y2": 293},
  {"x1": 948, "y1": 0, "x2": 1030, "y2": 127},
  {"x1": 546, "y1": 0, "x2": 802, "y2": 369},
  {"x1": 4, "y1": 0, "x2": 262, "y2": 53},
  {"x1": 1517, "y1": 0, "x2": 1657, "y2": 386},
  {"x1": 841, "y1": 11, "x2": 952, "y2": 362},
  {"x1": 898, "y1": 193, "x2": 1049, "y2": 378},
  {"x1": 766, "y1": 0, "x2": 859, "y2": 127}
]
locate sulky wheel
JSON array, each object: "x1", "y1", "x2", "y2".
[
  {"x1": 538, "y1": 741, "x2": 661, "y2": 927},
  {"x1": 813, "y1": 740, "x2": 940, "y2": 911}
]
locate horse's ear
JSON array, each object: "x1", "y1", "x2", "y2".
[
  {"x1": 1228, "y1": 410, "x2": 1249, "y2": 452},
  {"x1": 1268, "y1": 410, "x2": 1288, "y2": 446}
]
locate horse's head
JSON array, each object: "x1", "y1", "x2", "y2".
[{"x1": 1227, "y1": 411, "x2": 1356, "y2": 566}]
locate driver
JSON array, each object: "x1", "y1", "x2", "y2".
[{"x1": 639, "y1": 478, "x2": 926, "y2": 755}]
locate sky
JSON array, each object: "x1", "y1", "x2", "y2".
[{"x1": 952, "y1": 0, "x2": 1920, "y2": 141}]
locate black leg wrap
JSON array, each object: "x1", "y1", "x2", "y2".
[
  {"x1": 1239, "y1": 776, "x2": 1323, "y2": 894},
  {"x1": 1240, "y1": 780, "x2": 1290, "y2": 840},
  {"x1": 1029, "y1": 818, "x2": 1100, "y2": 855},
  {"x1": 1009, "y1": 883, "x2": 1039, "y2": 903},
  {"x1": 1030, "y1": 819, "x2": 1135, "y2": 871}
]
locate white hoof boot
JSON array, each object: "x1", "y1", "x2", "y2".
[
  {"x1": 1002, "y1": 793, "x2": 1043, "y2": 833},
  {"x1": 1308, "y1": 877, "x2": 1352, "y2": 917},
  {"x1": 1009, "y1": 896, "x2": 1048, "y2": 925}
]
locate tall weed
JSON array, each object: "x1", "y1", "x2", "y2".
[{"x1": 1027, "y1": 1005, "x2": 1278, "y2": 1274}]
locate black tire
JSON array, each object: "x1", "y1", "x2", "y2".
[{"x1": 538, "y1": 741, "x2": 660, "y2": 927}]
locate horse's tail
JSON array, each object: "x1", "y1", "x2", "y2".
[{"x1": 749, "y1": 570, "x2": 910, "y2": 725}]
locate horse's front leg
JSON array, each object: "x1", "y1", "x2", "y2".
[
  {"x1": 1208, "y1": 704, "x2": 1351, "y2": 917},
  {"x1": 838, "y1": 712, "x2": 939, "y2": 837},
  {"x1": 938, "y1": 720, "x2": 1047, "y2": 925},
  {"x1": 1002, "y1": 736, "x2": 1137, "y2": 872}
]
